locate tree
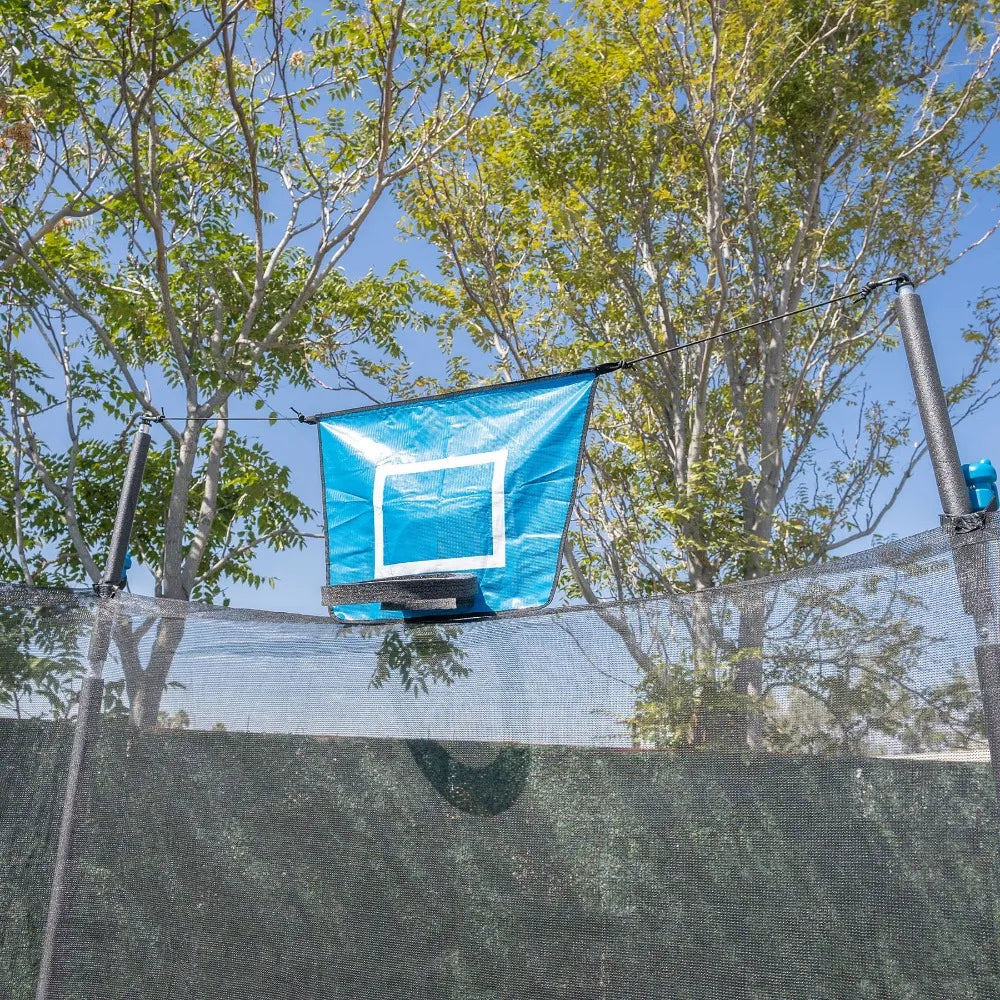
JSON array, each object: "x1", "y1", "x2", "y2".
[
  {"x1": 0, "y1": 0, "x2": 546, "y2": 724},
  {"x1": 0, "y1": 602, "x2": 84, "y2": 720},
  {"x1": 403, "y1": 0, "x2": 1000, "y2": 746}
]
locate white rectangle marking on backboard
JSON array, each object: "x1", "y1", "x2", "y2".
[{"x1": 373, "y1": 449, "x2": 507, "y2": 579}]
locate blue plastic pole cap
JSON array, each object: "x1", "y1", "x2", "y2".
[
  {"x1": 962, "y1": 458, "x2": 999, "y2": 513},
  {"x1": 118, "y1": 551, "x2": 133, "y2": 587}
]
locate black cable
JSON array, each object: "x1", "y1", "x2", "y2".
[
  {"x1": 152, "y1": 414, "x2": 306, "y2": 421},
  {"x1": 147, "y1": 275, "x2": 905, "y2": 425},
  {"x1": 598, "y1": 278, "x2": 898, "y2": 374}
]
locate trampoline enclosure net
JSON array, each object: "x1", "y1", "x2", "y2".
[{"x1": 2, "y1": 522, "x2": 1000, "y2": 998}]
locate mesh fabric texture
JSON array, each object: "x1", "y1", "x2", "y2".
[{"x1": 2, "y1": 521, "x2": 1000, "y2": 998}]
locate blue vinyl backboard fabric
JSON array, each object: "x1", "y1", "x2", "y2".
[{"x1": 317, "y1": 372, "x2": 598, "y2": 621}]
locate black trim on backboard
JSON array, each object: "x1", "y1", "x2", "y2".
[
  {"x1": 322, "y1": 573, "x2": 478, "y2": 612},
  {"x1": 316, "y1": 406, "x2": 333, "y2": 598},
  {"x1": 305, "y1": 366, "x2": 605, "y2": 424}
]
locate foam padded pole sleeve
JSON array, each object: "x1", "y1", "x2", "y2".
[
  {"x1": 34, "y1": 674, "x2": 105, "y2": 1000},
  {"x1": 895, "y1": 283, "x2": 970, "y2": 518},
  {"x1": 975, "y1": 644, "x2": 1000, "y2": 798},
  {"x1": 101, "y1": 422, "x2": 151, "y2": 594}
]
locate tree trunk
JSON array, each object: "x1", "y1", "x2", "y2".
[
  {"x1": 734, "y1": 592, "x2": 767, "y2": 752},
  {"x1": 116, "y1": 614, "x2": 188, "y2": 729}
]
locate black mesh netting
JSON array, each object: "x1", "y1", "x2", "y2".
[{"x1": 3, "y1": 521, "x2": 1000, "y2": 998}]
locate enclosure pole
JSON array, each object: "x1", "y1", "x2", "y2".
[
  {"x1": 34, "y1": 419, "x2": 152, "y2": 1000},
  {"x1": 894, "y1": 277, "x2": 970, "y2": 519},
  {"x1": 97, "y1": 419, "x2": 152, "y2": 597},
  {"x1": 895, "y1": 279, "x2": 1000, "y2": 793},
  {"x1": 974, "y1": 644, "x2": 1000, "y2": 791}
]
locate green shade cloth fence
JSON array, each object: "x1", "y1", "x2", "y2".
[{"x1": 2, "y1": 520, "x2": 1000, "y2": 998}]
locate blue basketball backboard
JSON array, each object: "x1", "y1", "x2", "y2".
[{"x1": 315, "y1": 371, "x2": 598, "y2": 622}]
